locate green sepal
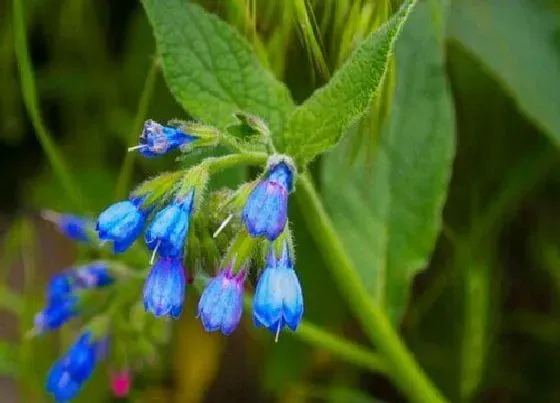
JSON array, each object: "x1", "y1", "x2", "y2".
[
  {"x1": 222, "y1": 230, "x2": 261, "y2": 272},
  {"x1": 219, "y1": 181, "x2": 256, "y2": 214},
  {"x1": 269, "y1": 225, "x2": 295, "y2": 260},
  {"x1": 132, "y1": 171, "x2": 184, "y2": 207},
  {"x1": 85, "y1": 315, "x2": 111, "y2": 340},
  {"x1": 177, "y1": 165, "x2": 210, "y2": 210}
]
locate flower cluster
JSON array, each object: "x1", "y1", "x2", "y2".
[
  {"x1": 198, "y1": 239, "x2": 303, "y2": 339},
  {"x1": 34, "y1": 264, "x2": 113, "y2": 334},
  {"x1": 36, "y1": 118, "x2": 307, "y2": 401},
  {"x1": 31, "y1": 258, "x2": 113, "y2": 400},
  {"x1": 96, "y1": 188, "x2": 195, "y2": 318},
  {"x1": 198, "y1": 157, "x2": 303, "y2": 337}
]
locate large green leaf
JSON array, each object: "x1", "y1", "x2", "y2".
[
  {"x1": 449, "y1": 0, "x2": 560, "y2": 146},
  {"x1": 321, "y1": 0, "x2": 455, "y2": 324},
  {"x1": 278, "y1": 0, "x2": 417, "y2": 166},
  {"x1": 141, "y1": 0, "x2": 294, "y2": 134}
]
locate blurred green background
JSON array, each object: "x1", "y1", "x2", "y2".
[{"x1": 1, "y1": 0, "x2": 560, "y2": 402}]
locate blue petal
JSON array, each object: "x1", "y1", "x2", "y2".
[
  {"x1": 47, "y1": 273, "x2": 73, "y2": 303},
  {"x1": 34, "y1": 298, "x2": 77, "y2": 332},
  {"x1": 51, "y1": 379, "x2": 81, "y2": 402},
  {"x1": 198, "y1": 275, "x2": 225, "y2": 332},
  {"x1": 281, "y1": 267, "x2": 304, "y2": 331},
  {"x1": 145, "y1": 204, "x2": 181, "y2": 249},
  {"x1": 65, "y1": 333, "x2": 96, "y2": 383},
  {"x1": 145, "y1": 193, "x2": 194, "y2": 257},
  {"x1": 75, "y1": 264, "x2": 113, "y2": 288},
  {"x1": 46, "y1": 363, "x2": 81, "y2": 402},
  {"x1": 198, "y1": 271, "x2": 244, "y2": 335},
  {"x1": 219, "y1": 285, "x2": 244, "y2": 335},
  {"x1": 138, "y1": 120, "x2": 197, "y2": 157},
  {"x1": 252, "y1": 266, "x2": 283, "y2": 329},
  {"x1": 46, "y1": 362, "x2": 66, "y2": 393},
  {"x1": 96, "y1": 201, "x2": 145, "y2": 253},
  {"x1": 58, "y1": 214, "x2": 92, "y2": 242},
  {"x1": 242, "y1": 181, "x2": 289, "y2": 241},
  {"x1": 267, "y1": 162, "x2": 293, "y2": 191},
  {"x1": 143, "y1": 258, "x2": 186, "y2": 318}
]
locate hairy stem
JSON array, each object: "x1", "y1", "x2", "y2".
[
  {"x1": 245, "y1": 295, "x2": 387, "y2": 374},
  {"x1": 203, "y1": 152, "x2": 268, "y2": 174},
  {"x1": 296, "y1": 173, "x2": 447, "y2": 403},
  {"x1": 295, "y1": 321, "x2": 388, "y2": 374}
]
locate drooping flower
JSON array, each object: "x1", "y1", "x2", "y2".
[
  {"x1": 242, "y1": 160, "x2": 294, "y2": 241},
  {"x1": 96, "y1": 197, "x2": 147, "y2": 253},
  {"x1": 47, "y1": 273, "x2": 73, "y2": 303},
  {"x1": 35, "y1": 264, "x2": 114, "y2": 334},
  {"x1": 75, "y1": 263, "x2": 114, "y2": 288},
  {"x1": 143, "y1": 257, "x2": 186, "y2": 318},
  {"x1": 145, "y1": 191, "x2": 194, "y2": 258},
  {"x1": 42, "y1": 211, "x2": 94, "y2": 242},
  {"x1": 110, "y1": 369, "x2": 131, "y2": 398},
  {"x1": 46, "y1": 332, "x2": 103, "y2": 402},
  {"x1": 198, "y1": 266, "x2": 245, "y2": 335},
  {"x1": 34, "y1": 297, "x2": 78, "y2": 333},
  {"x1": 253, "y1": 241, "x2": 303, "y2": 340},
  {"x1": 129, "y1": 119, "x2": 197, "y2": 158}
]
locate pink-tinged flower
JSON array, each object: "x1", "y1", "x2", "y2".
[
  {"x1": 110, "y1": 369, "x2": 131, "y2": 398},
  {"x1": 197, "y1": 266, "x2": 246, "y2": 335},
  {"x1": 242, "y1": 161, "x2": 294, "y2": 241}
]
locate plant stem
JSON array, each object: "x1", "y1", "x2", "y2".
[
  {"x1": 13, "y1": 0, "x2": 83, "y2": 210},
  {"x1": 245, "y1": 292, "x2": 387, "y2": 374},
  {"x1": 219, "y1": 133, "x2": 245, "y2": 153},
  {"x1": 296, "y1": 173, "x2": 447, "y2": 403},
  {"x1": 203, "y1": 152, "x2": 268, "y2": 174},
  {"x1": 295, "y1": 321, "x2": 388, "y2": 374},
  {"x1": 115, "y1": 59, "x2": 159, "y2": 200}
]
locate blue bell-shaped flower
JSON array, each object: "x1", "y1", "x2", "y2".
[
  {"x1": 34, "y1": 297, "x2": 77, "y2": 333},
  {"x1": 145, "y1": 191, "x2": 194, "y2": 258},
  {"x1": 130, "y1": 119, "x2": 197, "y2": 157},
  {"x1": 242, "y1": 161, "x2": 293, "y2": 241},
  {"x1": 143, "y1": 257, "x2": 186, "y2": 319},
  {"x1": 42, "y1": 211, "x2": 94, "y2": 243},
  {"x1": 96, "y1": 197, "x2": 147, "y2": 253},
  {"x1": 46, "y1": 332, "x2": 102, "y2": 402},
  {"x1": 198, "y1": 265, "x2": 246, "y2": 335},
  {"x1": 252, "y1": 241, "x2": 303, "y2": 340}
]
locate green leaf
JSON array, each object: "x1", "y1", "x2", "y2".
[
  {"x1": 278, "y1": 0, "x2": 417, "y2": 167},
  {"x1": 321, "y1": 0, "x2": 455, "y2": 324},
  {"x1": 0, "y1": 286, "x2": 24, "y2": 316},
  {"x1": 141, "y1": 0, "x2": 294, "y2": 134},
  {"x1": 449, "y1": 0, "x2": 560, "y2": 146}
]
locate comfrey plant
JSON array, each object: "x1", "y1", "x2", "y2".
[
  {"x1": 30, "y1": 0, "x2": 455, "y2": 401},
  {"x1": 34, "y1": 116, "x2": 305, "y2": 401}
]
